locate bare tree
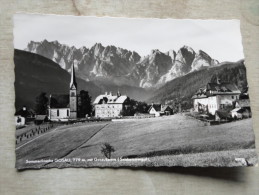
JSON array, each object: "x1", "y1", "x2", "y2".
[{"x1": 101, "y1": 143, "x2": 115, "y2": 159}]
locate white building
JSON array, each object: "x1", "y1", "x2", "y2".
[
  {"x1": 94, "y1": 92, "x2": 129, "y2": 118},
  {"x1": 148, "y1": 104, "x2": 173, "y2": 117},
  {"x1": 15, "y1": 116, "x2": 25, "y2": 127},
  {"x1": 192, "y1": 80, "x2": 241, "y2": 115},
  {"x1": 48, "y1": 107, "x2": 70, "y2": 121}
]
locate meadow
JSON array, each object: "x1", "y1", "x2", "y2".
[{"x1": 15, "y1": 114, "x2": 257, "y2": 169}]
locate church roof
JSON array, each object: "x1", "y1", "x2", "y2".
[
  {"x1": 93, "y1": 94, "x2": 128, "y2": 104},
  {"x1": 70, "y1": 63, "x2": 77, "y2": 89}
]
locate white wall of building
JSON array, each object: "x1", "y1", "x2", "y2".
[
  {"x1": 149, "y1": 107, "x2": 160, "y2": 117},
  {"x1": 194, "y1": 94, "x2": 239, "y2": 115},
  {"x1": 219, "y1": 94, "x2": 238, "y2": 105},
  {"x1": 48, "y1": 108, "x2": 70, "y2": 121},
  {"x1": 95, "y1": 104, "x2": 123, "y2": 118},
  {"x1": 193, "y1": 98, "x2": 208, "y2": 112},
  {"x1": 207, "y1": 96, "x2": 219, "y2": 115},
  {"x1": 15, "y1": 116, "x2": 25, "y2": 126}
]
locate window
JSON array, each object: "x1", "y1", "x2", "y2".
[
  {"x1": 67, "y1": 109, "x2": 69, "y2": 116},
  {"x1": 57, "y1": 109, "x2": 59, "y2": 117},
  {"x1": 232, "y1": 96, "x2": 234, "y2": 99},
  {"x1": 71, "y1": 92, "x2": 75, "y2": 97}
]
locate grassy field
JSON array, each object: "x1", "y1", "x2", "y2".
[{"x1": 15, "y1": 114, "x2": 257, "y2": 169}]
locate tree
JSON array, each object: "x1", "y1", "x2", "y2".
[
  {"x1": 35, "y1": 92, "x2": 49, "y2": 115},
  {"x1": 101, "y1": 143, "x2": 115, "y2": 159},
  {"x1": 78, "y1": 90, "x2": 92, "y2": 118}
]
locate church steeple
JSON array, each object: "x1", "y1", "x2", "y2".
[
  {"x1": 70, "y1": 63, "x2": 77, "y2": 89},
  {"x1": 69, "y1": 62, "x2": 77, "y2": 119}
]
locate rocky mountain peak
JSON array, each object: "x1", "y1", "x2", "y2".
[{"x1": 24, "y1": 40, "x2": 220, "y2": 89}]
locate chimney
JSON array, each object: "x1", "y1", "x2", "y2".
[
  {"x1": 109, "y1": 91, "x2": 112, "y2": 96},
  {"x1": 117, "y1": 90, "x2": 121, "y2": 97},
  {"x1": 105, "y1": 92, "x2": 108, "y2": 95}
]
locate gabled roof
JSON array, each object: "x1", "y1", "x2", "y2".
[
  {"x1": 149, "y1": 104, "x2": 162, "y2": 112},
  {"x1": 207, "y1": 82, "x2": 241, "y2": 94},
  {"x1": 93, "y1": 94, "x2": 128, "y2": 104},
  {"x1": 215, "y1": 110, "x2": 230, "y2": 119},
  {"x1": 231, "y1": 108, "x2": 242, "y2": 113},
  {"x1": 148, "y1": 104, "x2": 172, "y2": 112},
  {"x1": 15, "y1": 108, "x2": 31, "y2": 117},
  {"x1": 35, "y1": 115, "x2": 48, "y2": 121},
  {"x1": 192, "y1": 94, "x2": 207, "y2": 99},
  {"x1": 193, "y1": 82, "x2": 241, "y2": 99},
  {"x1": 236, "y1": 99, "x2": 250, "y2": 108},
  {"x1": 161, "y1": 105, "x2": 173, "y2": 112}
]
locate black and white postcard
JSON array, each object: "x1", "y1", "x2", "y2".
[{"x1": 13, "y1": 14, "x2": 257, "y2": 169}]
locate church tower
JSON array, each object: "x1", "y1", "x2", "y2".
[{"x1": 69, "y1": 63, "x2": 77, "y2": 119}]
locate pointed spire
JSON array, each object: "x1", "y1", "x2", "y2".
[{"x1": 70, "y1": 62, "x2": 77, "y2": 89}]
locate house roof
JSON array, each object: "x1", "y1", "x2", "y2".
[
  {"x1": 207, "y1": 82, "x2": 241, "y2": 94},
  {"x1": 161, "y1": 105, "x2": 172, "y2": 112},
  {"x1": 35, "y1": 115, "x2": 47, "y2": 121},
  {"x1": 148, "y1": 104, "x2": 172, "y2": 112},
  {"x1": 192, "y1": 82, "x2": 241, "y2": 99},
  {"x1": 215, "y1": 110, "x2": 230, "y2": 118},
  {"x1": 93, "y1": 94, "x2": 128, "y2": 104},
  {"x1": 192, "y1": 94, "x2": 207, "y2": 99},
  {"x1": 149, "y1": 104, "x2": 162, "y2": 112},
  {"x1": 236, "y1": 99, "x2": 250, "y2": 108},
  {"x1": 231, "y1": 108, "x2": 242, "y2": 113},
  {"x1": 15, "y1": 108, "x2": 32, "y2": 117}
]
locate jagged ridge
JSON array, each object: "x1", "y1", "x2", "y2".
[{"x1": 25, "y1": 40, "x2": 219, "y2": 88}]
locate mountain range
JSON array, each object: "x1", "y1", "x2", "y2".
[
  {"x1": 25, "y1": 40, "x2": 220, "y2": 88},
  {"x1": 14, "y1": 48, "x2": 246, "y2": 112},
  {"x1": 14, "y1": 49, "x2": 152, "y2": 110}
]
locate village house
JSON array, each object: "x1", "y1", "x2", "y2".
[
  {"x1": 93, "y1": 91, "x2": 129, "y2": 118},
  {"x1": 48, "y1": 63, "x2": 77, "y2": 121},
  {"x1": 192, "y1": 78, "x2": 241, "y2": 115},
  {"x1": 148, "y1": 104, "x2": 173, "y2": 117},
  {"x1": 231, "y1": 88, "x2": 251, "y2": 119},
  {"x1": 15, "y1": 106, "x2": 35, "y2": 127}
]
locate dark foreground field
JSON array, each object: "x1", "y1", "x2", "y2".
[{"x1": 15, "y1": 114, "x2": 257, "y2": 169}]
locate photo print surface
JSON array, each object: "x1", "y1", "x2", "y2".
[{"x1": 13, "y1": 14, "x2": 257, "y2": 169}]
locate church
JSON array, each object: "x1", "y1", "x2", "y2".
[{"x1": 48, "y1": 63, "x2": 78, "y2": 121}]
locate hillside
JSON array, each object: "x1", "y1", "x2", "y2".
[
  {"x1": 14, "y1": 49, "x2": 152, "y2": 111},
  {"x1": 148, "y1": 60, "x2": 247, "y2": 109},
  {"x1": 14, "y1": 49, "x2": 103, "y2": 111}
]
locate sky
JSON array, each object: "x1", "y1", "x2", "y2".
[{"x1": 13, "y1": 14, "x2": 244, "y2": 62}]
